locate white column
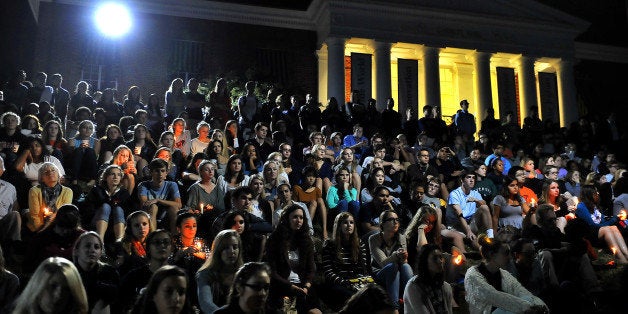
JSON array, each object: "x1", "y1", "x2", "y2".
[
  {"x1": 316, "y1": 47, "x2": 328, "y2": 105},
  {"x1": 375, "y1": 41, "x2": 392, "y2": 112},
  {"x1": 421, "y1": 46, "x2": 441, "y2": 115},
  {"x1": 327, "y1": 37, "x2": 346, "y2": 110},
  {"x1": 474, "y1": 51, "x2": 493, "y2": 121},
  {"x1": 517, "y1": 55, "x2": 537, "y2": 126},
  {"x1": 555, "y1": 59, "x2": 578, "y2": 127}
]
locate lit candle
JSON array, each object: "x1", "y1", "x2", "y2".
[
  {"x1": 43, "y1": 207, "x2": 51, "y2": 217},
  {"x1": 611, "y1": 246, "x2": 617, "y2": 255},
  {"x1": 530, "y1": 198, "x2": 536, "y2": 208},
  {"x1": 452, "y1": 248, "x2": 464, "y2": 266},
  {"x1": 199, "y1": 203, "x2": 204, "y2": 214},
  {"x1": 619, "y1": 209, "x2": 627, "y2": 221},
  {"x1": 194, "y1": 239, "x2": 203, "y2": 251}
]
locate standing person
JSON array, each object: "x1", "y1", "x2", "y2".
[
  {"x1": 123, "y1": 85, "x2": 146, "y2": 116},
  {"x1": 321, "y1": 212, "x2": 372, "y2": 311},
  {"x1": 445, "y1": 171, "x2": 493, "y2": 241},
  {"x1": 208, "y1": 78, "x2": 232, "y2": 126},
  {"x1": 454, "y1": 99, "x2": 476, "y2": 145},
  {"x1": 131, "y1": 265, "x2": 194, "y2": 314},
  {"x1": 214, "y1": 262, "x2": 272, "y2": 314},
  {"x1": 465, "y1": 236, "x2": 547, "y2": 314},
  {"x1": 196, "y1": 229, "x2": 244, "y2": 314},
  {"x1": 72, "y1": 231, "x2": 120, "y2": 313},
  {"x1": 369, "y1": 209, "x2": 413, "y2": 310},
  {"x1": 237, "y1": 81, "x2": 259, "y2": 140},
  {"x1": 184, "y1": 78, "x2": 206, "y2": 129},
  {"x1": 48, "y1": 73, "x2": 70, "y2": 124},
  {"x1": 404, "y1": 244, "x2": 454, "y2": 314},
  {"x1": 12, "y1": 257, "x2": 89, "y2": 314},
  {"x1": 264, "y1": 204, "x2": 322, "y2": 314},
  {"x1": 165, "y1": 78, "x2": 186, "y2": 123}
]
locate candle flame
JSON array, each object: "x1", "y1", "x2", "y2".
[
  {"x1": 452, "y1": 248, "x2": 464, "y2": 266},
  {"x1": 43, "y1": 207, "x2": 51, "y2": 216},
  {"x1": 619, "y1": 209, "x2": 627, "y2": 221},
  {"x1": 612, "y1": 247, "x2": 617, "y2": 255}
]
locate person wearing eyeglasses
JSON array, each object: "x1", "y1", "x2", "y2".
[
  {"x1": 446, "y1": 171, "x2": 493, "y2": 241},
  {"x1": 368, "y1": 209, "x2": 413, "y2": 310},
  {"x1": 119, "y1": 229, "x2": 173, "y2": 312},
  {"x1": 214, "y1": 262, "x2": 271, "y2": 314},
  {"x1": 465, "y1": 235, "x2": 547, "y2": 314}
]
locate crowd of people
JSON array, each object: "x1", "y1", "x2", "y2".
[{"x1": 0, "y1": 68, "x2": 626, "y2": 313}]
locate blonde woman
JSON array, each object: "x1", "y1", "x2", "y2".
[
  {"x1": 109, "y1": 145, "x2": 137, "y2": 194},
  {"x1": 13, "y1": 257, "x2": 88, "y2": 314}
]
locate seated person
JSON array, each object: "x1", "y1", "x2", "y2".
[
  {"x1": 445, "y1": 171, "x2": 493, "y2": 243},
  {"x1": 138, "y1": 158, "x2": 182, "y2": 233},
  {"x1": 27, "y1": 162, "x2": 73, "y2": 233}
]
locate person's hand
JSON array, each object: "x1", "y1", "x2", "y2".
[
  {"x1": 143, "y1": 199, "x2": 158, "y2": 207},
  {"x1": 466, "y1": 230, "x2": 477, "y2": 241},
  {"x1": 343, "y1": 182, "x2": 350, "y2": 190}
]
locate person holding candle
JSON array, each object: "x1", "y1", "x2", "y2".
[
  {"x1": 27, "y1": 162, "x2": 73, "y2": 232},
  {"x1": 186, "y1": 159, "x2": 226, "y2": 236},
  {"x1": 172, "y1": 212, "x2": 210, "y2": 309},
  {"x1": 68, "y1": 120, "x2": 98, "y2": 186},
  {"x1": 575, "y1": 184, "x2": 628, "y2": 264}
]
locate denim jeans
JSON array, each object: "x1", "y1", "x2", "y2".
[
  {"x1": 94, "y1": 203, "x2": 125, "y2": 224},
  {"x1": 334, "y1": 199, "x2": 360, "y2": 218},
  {"x1": 375, "y1": 262, "x2": 413, "y2": 309}
]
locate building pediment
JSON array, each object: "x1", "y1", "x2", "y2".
[{"x1": 315, "y1": 0, "x2": 590, "y2": 58}]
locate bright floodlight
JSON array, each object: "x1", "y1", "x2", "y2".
[{"x1": 94, "y1": 2, "x2": 132, "y2": 37}]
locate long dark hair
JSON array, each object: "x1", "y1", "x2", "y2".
[
  {"x1": 580, "y1": 184, "x2": 599, "y2": 214},
  {"x1": 416, "y1": 244, "x2": 444, "y2": 286},
  {"x1": 133, "y1": 265, "x2": 192, "y2": 314},
  {"x1": 334, "y1": 166, "x2": 351, "y2": 199},
  {"x1": 225, "y1": 262, "x2": 271, "y2": 310},
  {"x1": 271, "y1": 204, "x2": 312, "y2": 256},
  {"x1": 224, "y1": 154, "x2": 245, "y2": 183}
]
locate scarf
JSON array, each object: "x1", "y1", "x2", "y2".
[{"x1": 42, "y1": 183, "x2": 62, "y2": 212}]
